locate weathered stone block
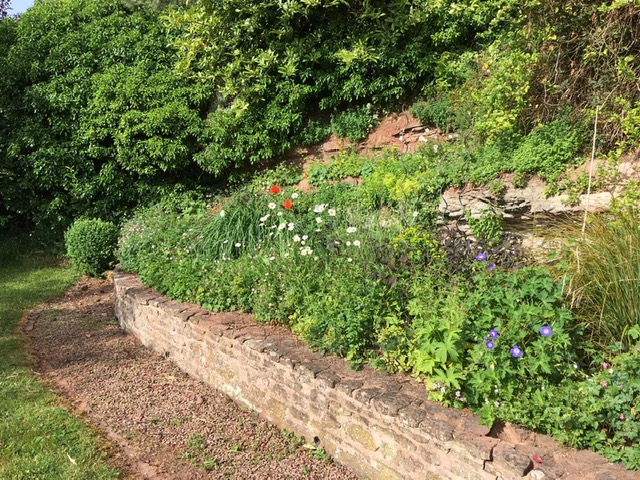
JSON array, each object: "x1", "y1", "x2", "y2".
[{"x1": 488, "y1": 442, "x2": 533, "y2": 478}]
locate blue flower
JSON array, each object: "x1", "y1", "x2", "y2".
[
  {"x1": 539, "y1": 325, "x2": 553, "y2": 337},
  {"x1": 486, "y1": 341, "x2": 495, "y2": 350},
  {"x1": 489, "y1": 329, "x2": 499, "y2": 339},
  {"x1": 510, "y1": 345, "x2": 523, "y2": 358},
  {"x1": 487, "y1": 263, "x2": 496, "y2": 271},
  {"x1": 475, "y1": 252, "x2": 487, "y2": 261}
]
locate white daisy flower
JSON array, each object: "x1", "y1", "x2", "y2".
[
  {"x1": 268, "y1": 203, "x2": 276, "y2": 210},
  {"x1": 328, "y1": 209, "x2": 336, "y2": 216},
  {"x1": 220, "y1": 210, "x2": 226, "y2": 217}
]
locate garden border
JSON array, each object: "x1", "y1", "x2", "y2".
[{"x1": 114, "y1": 271, "x2": 635, "y2": 480}]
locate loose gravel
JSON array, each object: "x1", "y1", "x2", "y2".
[{"x1": 23, "y1": 277, "x2": 358, "y2": 480}]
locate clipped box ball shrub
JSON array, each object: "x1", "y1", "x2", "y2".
[{"x1": 65, "y1": 218, "x2": 118, "y2": 277}]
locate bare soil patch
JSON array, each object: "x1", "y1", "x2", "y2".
[{"x1": 22, "y1": 277, "x2": 357, "y2": 480}]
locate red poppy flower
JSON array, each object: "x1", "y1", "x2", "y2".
[
  {"x1": 282, "y1": 199, "x2": 293, "y2": 210},
  {"x1": 269, "y1": 185, "x2": 281, "y2": 194}
]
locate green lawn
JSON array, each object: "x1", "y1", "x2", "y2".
[{"x1": 0, "y1": 239, "x2": 121, "y2": 479}]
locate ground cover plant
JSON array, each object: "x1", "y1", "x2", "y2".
[
  {"x1": 118, "y1": 149, "x2": 640, "y2": 470},
  {"x1": 0, "y1": 236, "x2": 120, "y2": 479}
]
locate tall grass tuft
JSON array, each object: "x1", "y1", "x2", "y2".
[{"x1": 564, "y1": 213, "x2": 640, "y2": 351}]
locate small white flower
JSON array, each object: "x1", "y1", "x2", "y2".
[
  {"x1": 269, "y1": 256, "x2": 276, "y2": 261},
  {"x1": 328, "y1": 209, "x2": 336, "y2": 216},
  {"x1": 494, "y1": 401, "x2": 500, "y2": 408},
  {"x1": 268, "y1": 202, "x2": 276, "y2": 210},
  {"x1": 302, "y1": 235, "x2": 308, "y2": 241},
  {"x1": 293, "y1": 235, "x2": 301, "y2": 242},
  {"x1": 223, "y1": 240, "x2": 229, "y2": 244},
  {"x1": 284, "y1": 253, "x2": 290, "y2": 258},
  {"x1": 353, "y1": 240, "x2": 361, "y2": 247},
  {"x1": 347, "y1": 258, "x2": 353, "y2": 262},
  {"x1": 346, "y1": 226, "x2": 357, "y2": 234},
  {"x1": 235, "y1": 242, "x2": 241, "y2": 248},
  {"x1": 260, "y1": 214, "x2": 270, "y2": 222},
  {"x1": 440, "y1": 387, "x2": 446, "y2": 393},
  {"x1": 220, "y1": 210, "x2": 226, "y2": 217},
  {"x1": 412, "y1": 211, "x2": 419, "y2": 218},
  {"x1": 316, "y1": 217, "x2": 323, "y2": 224},
  {"x1": 277, "y1": 211, "x2": 283, "y2": 216},
  {"x1": 573, "y1": 363, "x2": 579, "y2": 369},
  {"x1": 278, "y1": 222, "x2": 286, "y2": 231},
  {"x1": 291, "y1": 192, "x2": 299, "y2": 199},
  {"x1": 313, "y1": 204, "x2": 326, "y2": 213},
  {"x1": 287, "y1": 222, "x2": 294, "y2": 230},
  {"x1": 346, "y1": 241, "x2": 351, "y2": 246},
  {"x1": 301, "y1": 240, "x2": 306, "y2": 245}
]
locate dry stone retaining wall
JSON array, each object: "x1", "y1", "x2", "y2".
[{"x1": 114, "y1": 271, "x2": 637, "y2": 480}]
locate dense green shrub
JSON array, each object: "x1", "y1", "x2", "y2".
[
  {"x1": 0, "y1": 0, "x2": 212, "y2": 232},
  {"x1": 330, "y1": 106, "x2": 377, "y2": 143},
  {"x1": 64, "y1": 218, "x2": 118, "y2": 277},
  {"x1": 510, "y1": 120, "x2": 582, "y2": 182}
]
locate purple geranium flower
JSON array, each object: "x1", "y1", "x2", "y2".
[
  {"x1": 487, "y1": 263, "x2": 496, "y2": 271},
  {"x1": 489, "y1": 329, "x2": 499, "y2": 339},
  {"x1": 475, "y1": 252, "x2": 487, "y2": 261},
  {"x1": 510, "y1": 345, "x2": 523, "y2": 358},
  {"x1": 540, "y1": 325, "x2": 553, "y2": 337},
  {"x1": 486, "y1": 341, "x2": 495, "y2": 350}
]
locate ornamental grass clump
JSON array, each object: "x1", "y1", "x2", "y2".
[{"x1": 564, "y1": 212, "x2": 640, "y2": 352}]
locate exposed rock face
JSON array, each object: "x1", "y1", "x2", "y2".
[{"x1": 439, "y1": 177, "x2": 613, "y2": 220}]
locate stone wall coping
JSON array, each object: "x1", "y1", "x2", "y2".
[{"x1": 114, "y1": 271, "x2": 639, "y2": 480}]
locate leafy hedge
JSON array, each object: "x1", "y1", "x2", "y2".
[{"x1": 0, "y1": 0, "x2": 212, "y2": 233}]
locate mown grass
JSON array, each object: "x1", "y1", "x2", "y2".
[{"x1": 0, "y1": 237, "x2": 121, "y2": 479}]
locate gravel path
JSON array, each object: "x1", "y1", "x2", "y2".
[{"x1": 23, "y1": 277, "x2": 358, "y2": 479}]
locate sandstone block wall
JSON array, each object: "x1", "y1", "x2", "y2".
[{"x1": 114, "y1": 271, "x2": 636, "y2": 480}]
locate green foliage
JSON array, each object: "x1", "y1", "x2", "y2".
[
  {"x1": 64, "y1": 218, "x2": 118, "y2": 277},
  {"x1": 563, "y1": 213, "x2": 640, "y2": 352},
  {"x1": 466, "y1": 209, "x2": 504, "y2": 245},
  {"x1": 511, "y1": 120, "x2": 582, "y2": 182},
  {"x1": 330, "y1": 106, "x2": 377, "y2": 143},
  {"x1": 358, "y1": 149, "x2": 447, "y2": 208},
  {"x1": 166, "y1": 0, "x2": 518, "y2": 175},
  {"x1": 410, "y1": 97, "x2": 458, "y2": 133},
  {"x1": 0, "y1": 0, "x2": 211, "y2": 232}
]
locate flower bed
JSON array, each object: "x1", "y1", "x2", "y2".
[{"x1": 118, "y1": 154, "x2": 640, "y2": 470}]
